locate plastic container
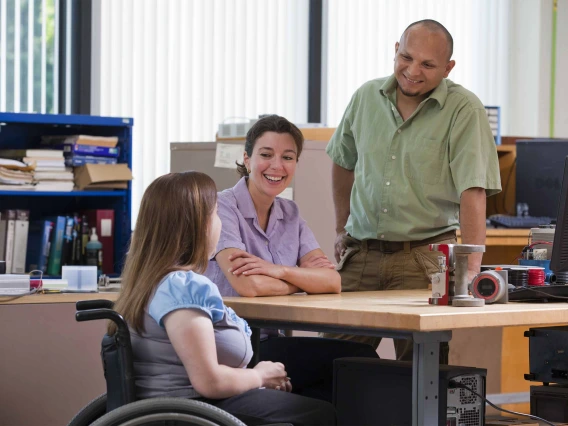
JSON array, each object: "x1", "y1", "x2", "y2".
[
  {"x1": 518, "y1": 259, "x2": 553, "y2": 283},
  {"x1": 62, "y1": 266, "x2": 97, "y2": 291},
  {"x1": 85, "y1": 227, "x2": 103, "y2": 276}
]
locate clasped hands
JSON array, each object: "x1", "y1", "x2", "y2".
[
  {"x1": 227, "y1": 251, "x2": 335, "y2": 279},
  {"x1": 253, "y1": 361, "x2": 292, "y2": 392}
]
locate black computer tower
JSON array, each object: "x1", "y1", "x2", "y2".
[
  {"x1": 531, "y1": 384, "x2": 568, "y2": 422},
  {"x1": 333, "y1": 358, "x2": 487, "y2": 426},
  {"x1": 525, "y1": 326, "x2": 568, "y2": 385}
]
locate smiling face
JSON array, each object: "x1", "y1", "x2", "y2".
[
  {"x1": 394, "y1": 25, "x2": 455, "y2": 101},
  {"x1": 243, "y1": 131, "x2": 298, "y2": 201}
]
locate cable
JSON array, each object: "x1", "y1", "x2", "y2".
[
  {"x1": 449, "y1": 380, "x2": 555, "y2": 426},
  {"x1": 509, "y1": 269, "x2": 528, "y2": 287},
  {"x1": 0, "y1": 270, "x2": 43, "y2": 301},
  {"x1": 510, "y1": 286, "x2": 568, "y2": 300},
  {"x1": 528, "y1": 269, "x2": 546, "y2": 286},
  {"x1": 512, "y1": 241, "x2": 554, "y2": 263}
]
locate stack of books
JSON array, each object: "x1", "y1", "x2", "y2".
[
  {"x1": 27, "y1": 149, "x2": 73, "y2": 191},
  {"x1": 41, "y1": 135, "x2": 120, "y2": 166},
  {"x1": 0, "y1": 158, "x2": 35, "y2": 190},
  {"x1": 0, "y1": 149, "x2": 74, "y2": 191}
]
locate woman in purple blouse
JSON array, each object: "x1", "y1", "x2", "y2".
[{"x1": 205, "y1": 115, "x2": 378, "y2": 402}]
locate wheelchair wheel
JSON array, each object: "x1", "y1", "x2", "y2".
[
  {"x1": 90, "y1": 397, "x2": 246, "y2": 426},
  {"x1": 68, "y1": 393, "x2": 107, "y2": 426}
]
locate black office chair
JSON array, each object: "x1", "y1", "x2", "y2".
[{"x1": 68, "y1": 300, "x2": 290, "y2": 426}]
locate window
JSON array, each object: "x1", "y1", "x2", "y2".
[
  {"x1": 325, "y1": 0, "x2": 512, "y2": 132},
  {"x1": 92, "y1": 0, "x2": 310, "y2": 222},
  {"x1": 0, "y1": 0, "x2": 60, "y2": 113}
]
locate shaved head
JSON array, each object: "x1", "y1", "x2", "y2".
[
  {"x1": 393, "y1": 20, "x2": 456, "y2": 101},
  {"x1": 402, "y1": 19, "x2": 453, "y2": 61}
]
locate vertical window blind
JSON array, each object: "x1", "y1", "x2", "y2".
[
  {"x1": 326, "y1": 0, "x2": 512, "y2": 132},
  {"x1": 0, "y1": 0, "x2": 59, "y2": 114},
  {"x1": 93, "y1": 0, "x2": 310, "y2": 223}
]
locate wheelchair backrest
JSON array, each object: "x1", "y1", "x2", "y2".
[
  {"x1": 75, "y1": 300, "x2": 136, "y2": 413},
  {"x1": 101, "y1": 333, "x2": 137, "y2": 412}
]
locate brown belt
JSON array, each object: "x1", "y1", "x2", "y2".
[{"x1": 363, "y1": 230, "x2": 457, "y2": 254}]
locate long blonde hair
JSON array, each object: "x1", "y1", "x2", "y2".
[{"x1": 108, "y1": 171, "x2": 217, "y2": 335}]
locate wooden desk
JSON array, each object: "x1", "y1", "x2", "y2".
[
  {"x1": 457, "y1": 228, "x2": 529, "y2": 246},
  {"x1": 0, "y1": 292, "x2": 119, "y2": 426},
  {"x1": 224, "y1": 290, "x2": 568, "y2": 331},
  {"x1": 222, "y1": 290, "x2": 568, "y2": 425},
  {"x1": 457, "y1": 228, "x2": 529, "y2": 265},
  {"x1": 1, "y1": 289, "x2": 556, "y2": 425},
  {"x1": 0, "y1": 291, "x2": 119, "y2": 305}
]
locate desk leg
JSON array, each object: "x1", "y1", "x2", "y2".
[{"x1": 412, "y1": 331, "x2": 452, "y2": 426}]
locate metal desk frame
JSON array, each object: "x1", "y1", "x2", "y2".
[{"x1": 247, "y1": 319, "x2": 452, "y2": 426}]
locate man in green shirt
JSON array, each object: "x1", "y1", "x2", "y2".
[{"x1": 324, "y1": 20, "x2": 501, "y2": 360}]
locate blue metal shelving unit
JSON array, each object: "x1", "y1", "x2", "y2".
[
  {"x1": 0, "y1": 112, "x2": 133, "y2": 276},
  {"x1": 484, "y1": 105, "x2": 501, "y2": 146},
  {"x1": 0, "y1": 190, "x2": 127, "y2": 197}
]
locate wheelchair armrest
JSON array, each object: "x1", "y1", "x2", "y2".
[
  {"x1": 76, "y1": 299, "x2": 115, "y2": 311},
  {"x1": 76, "y1": 309, "x2": 130, "y2": 337}
]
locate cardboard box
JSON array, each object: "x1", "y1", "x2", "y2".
[
  {"x1": 484, "y1": 416, "x2": 564, "y2": 426},
  {"x1": 74, "y1": 164, "x2": 133, "y2": 190},
  {"x1": 299, "y1": 127, "x2": 336, "y2": 142},
  {"x1": 215, "y1": 127, "x2": 337, "y2": 142},
  {"x1": 485, "y1": 419, "x2": 538, "y2": 426}
]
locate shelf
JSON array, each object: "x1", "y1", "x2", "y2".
[
  {"x1": 0, "y1": 190, "x2": 127, "y2": 197},
  {"x1": 1, "y1": 112, "x2": 132, "y2": 278},
  {"x1": 0, "y1": 112, "x2": 133, "y2": 127}
]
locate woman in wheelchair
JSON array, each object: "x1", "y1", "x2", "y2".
[{"x1": 109, "y1": 171, "x2": 337, "y2": 425}]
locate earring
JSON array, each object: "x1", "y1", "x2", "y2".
[{"x1": 247, "y1": 168, "x2": 251, "y2": 173}]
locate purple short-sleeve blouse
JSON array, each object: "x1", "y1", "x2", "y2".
[{"x1": 204, "y1": 177, "x2": 320, "y2": 297}]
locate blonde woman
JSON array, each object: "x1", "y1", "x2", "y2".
[{"x1": 110, "y1": 171, "x2": 337, "y2": 425}]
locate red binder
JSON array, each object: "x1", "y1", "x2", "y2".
[{"x1": 84, "y1": 210, "x2": 114, "y2": 274}]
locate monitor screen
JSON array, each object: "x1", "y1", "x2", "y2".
[
  {"x1": 550, "y1": 156, "x2": 568, "y2": 273},
  {"x1": 516, "y1": 139, "x2": 568, "y2": 217}
]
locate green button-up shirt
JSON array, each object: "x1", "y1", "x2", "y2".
[{"x1": 326, "y1": 75, "x2": 501, "y2": 242}]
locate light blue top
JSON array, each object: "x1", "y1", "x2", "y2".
[{"x1": 130, "y1": 270, "x2": 253, "y2": 399}]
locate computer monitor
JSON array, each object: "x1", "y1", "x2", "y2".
[
  {"x1": 550, "y1": 156, "x2": 568, "y2": 274},
  {"x1": 516, "y1": 139, "x2": 568, "y2": 217}
]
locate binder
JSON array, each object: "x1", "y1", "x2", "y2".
[
  {"x1": 2, "y1": 210, "x2": 16, "y2": 273},
  {"x1": 11, "y1": 210, "x2": 30, "y2": 274},
  {"x1": 46, "y1": 216, "x2": 67, "y2": 276},
  {"x1": 60, "y1": 217, "x2": 74, "y2": 267},
  {"x1": 26, "y1": 220, "x2": 54, "y2": 273},
  {"x1": 0, "y1": 211, "x2": 7, "y2": 260},
  {"x1": 85, "y1": 210, "x2": 114, "y2": 274}
]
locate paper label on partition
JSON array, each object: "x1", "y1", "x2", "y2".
[
  {"x1": 278, "y1": 187, "x2": 294, "y2": 201},
  {"x1": 214, "y1": 143, "x2": 245, "y2": 169},
  {"x1": 101, "y1": 219, "x2": 112, "y2": 237}
]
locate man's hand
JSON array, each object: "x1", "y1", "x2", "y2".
[
  {"x1": 331, "y1": 163, "x2": 354, "y2": 263},
  {"x1": 228, "y1": 251, "x2": 287, "y2": 279},
  {"x1": 467, "y1": 269, "x2": 479, "y2": 285},
  {"x1": 334, "y1": 231, "x2": 348, "y2": 263}
]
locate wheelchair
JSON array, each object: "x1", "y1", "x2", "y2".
[{"x1": 68, "y1": 299, "x2": 291, "y2": 426}]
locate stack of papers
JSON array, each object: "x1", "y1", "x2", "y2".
[
  {"x1": 0, "y1": 274, "x2": 30, "y2": 296},
  {"x1": 0, "y1": 166, "x2": 34, "y2": 185}
]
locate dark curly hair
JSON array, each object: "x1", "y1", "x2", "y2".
[{"x1": 236, "y1": 115, "x2": 304, "y2": 178}]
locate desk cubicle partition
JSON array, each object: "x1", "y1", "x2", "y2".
[{"x1": 170, "y1": 141, "x2": 336, "y2": 261}]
